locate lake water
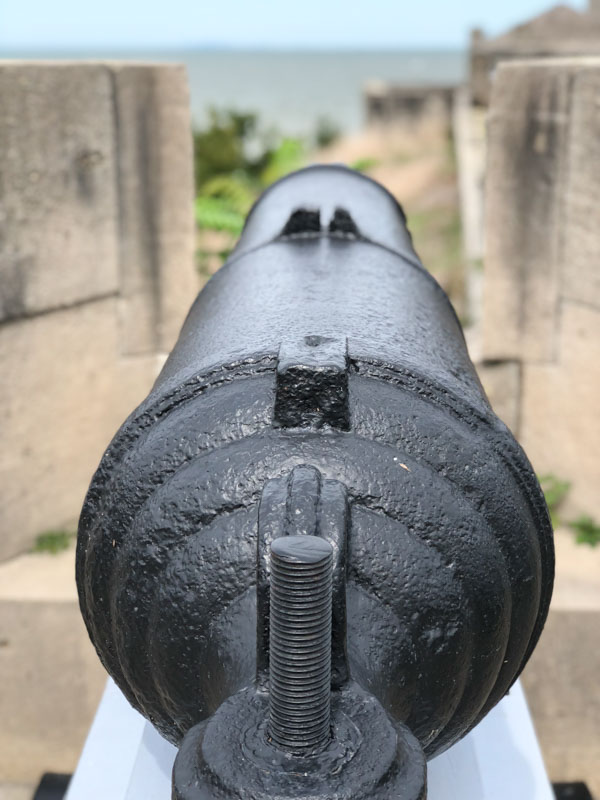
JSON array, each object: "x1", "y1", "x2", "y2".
[{"x1": 1, "y1": 49, "x2": 467, "y2": 134}]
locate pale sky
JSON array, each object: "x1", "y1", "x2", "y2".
[{"x1": 0, "y1": 0, "x2": 588, "y2": 49}]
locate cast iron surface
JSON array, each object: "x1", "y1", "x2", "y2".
[
  {"x1": 172, "y1": 683, "x2": 426, "y2": 800},
  {"x1": 76, "y1": 165, "x2": 554, "y2": 797}
]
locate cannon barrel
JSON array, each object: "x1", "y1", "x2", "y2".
[{"x1": 76, "y1": 165, "x2": 554, "y2": 800}]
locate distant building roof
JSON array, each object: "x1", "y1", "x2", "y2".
[{"x1": 476, "y1": 4, "x2": 600, "y2": 55}]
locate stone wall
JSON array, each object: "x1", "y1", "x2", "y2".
[
  {"x1": 0, "y1": 62, "x2": 197, "y2": 561},
  {"x1": 481, "y1": 58, "x2": 600, "y2": 793},
  {"x1": 482, "y1": 58, "x2": 600, "y2": 521},
  {"x1": 521, "y1": 610, "x2": 600, "y2": 798},
  {"x1": 0, "y1": 62, "x2": 197, "y2": 787},
  {"x1": 364, "y1": 82, "x2": 455, "y2": 134}
]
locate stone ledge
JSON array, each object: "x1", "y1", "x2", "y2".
[
  {"x1": 0, "y1": 545, "x2": 77, "y2": 603},
  {"x1": 522, "y1": 609, "x2": 600, "y2": 798},
  {"x1": 0, "y1": 546, "x2": 106, "y2": 785},
  {"x1": 0, "y1": 783, "x2": 35, "y2": 800}
]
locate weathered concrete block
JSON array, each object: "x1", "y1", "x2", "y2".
[
  {"x1": 0, "y1": 298, "x2": 162, "y2": 560},
  {"x1": 0, "y1": 548, "x2": 106, "y2": 783},
  {"x1": 483, "y1": 58, "x2": 600, "y2": 520},
  {"x1": 521, "y1": 301, "x2": 600, "y2": 518},
  {"x1": 561, "y1": 65, "x2": 600, "y2": 310},
  {"x1": 0, "y1": 784, "x2": 35, "y2": 799},
  {"x1": 0, "y1": 62, "x2": 197, "y2": 560},
  {"x1": 483, "y1": 60, "x2": 576, "y2": 362},
  {"x1": 0, "y1": 62, "x2": 196, "y2": 346},
  {"x1": 111, "y1": 64, "x2": 197, "y2": 354},
  {"x1": 476, "y1": 360, "x2": 520, "y2": 435},
  {"x1": 0, "y1": 63, "x2": 119, "y2": 321},
  {"x1": 521, "y1": 610, "x2": 600, "y2": 798},
  {"x1": 551, "y1": 528, "x2": 600, "y2": 611}
]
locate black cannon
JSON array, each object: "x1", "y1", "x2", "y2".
[{"x1": 76, "y1": 165, "x2": 554, "y2": 799}]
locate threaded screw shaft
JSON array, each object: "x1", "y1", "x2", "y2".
[{"x1": 268, "y1": 534, "x2": 333, "y2": 755}]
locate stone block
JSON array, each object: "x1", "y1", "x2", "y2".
[
  {"x1": 0, "y1": 784, "x2": 35, "y2": 800},
  {"x1": 0, "y1": 547, "x2": 106, "y2": 783},
  {"x1": 521, "y1": 301, "x2": 600, "y2": 518},
  {"x1": 0, "y1": 62, "x2": 196, "y2": 347},
  {"x1": 0, "y1": 62, "x2": 197, "y2": 560},
  {"x1": 483, "y1": 58, "x2": 600, "y2": 363},
  {"x1": 0, "y1": 298, "x2": 160, "y2": 560},
  {"x1": 551, "y1": 528, "x2": 600, "y2": 611},
  {"x1": 0, "y1": 63, "x2": 119, "y2": 321},
  {"x1": 476, "y1": 360, "x2": 520, "y2": 435},
  {"x1": 111, "y1": 64, "x2": 197, "y2": 354},
  {"x1": 484, "y1": 62, "x2": 569, "y2": 361},
  {"x1": 521, "y1": 610, "x2": 600, "y2": 798},
  {"x1": 561, "y1": 66, "x2": 600, "y2": 310}
]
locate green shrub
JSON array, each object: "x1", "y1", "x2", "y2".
[
  {"x1": 259, "y1": 138, "x2": 305, "y2": 187},
  {"x1": 350, "y1": 157, "x2": 380, "y2": 173},
  {"x1": 193, "y1": 109, "x2": 309, "y2": 276},
  {"x1": 193, "y1": 109, "x2": 270, "y2": 189},
  {"x1": 539, "y1": 474, "x2": 571, "y2": 528},
  {"x1": 314, "y1": 116, "x2": 341, "y2": 149},
  {"x1": 569, "y1": 516, "x2": 600, "y2": 548},
  {"x1": 32, "y1": 530, "x2": 74, "y2": 554}
]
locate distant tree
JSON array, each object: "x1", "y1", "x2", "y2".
[
  {"x1": 314, "y1": 116, "x2": 341, "y2": 149},
  {"x1": 193, "y1": 108, "x2": 307, "y2": 274},
  {"x1": 193, "y1": 108, "x2": 270, "y2": 189}
]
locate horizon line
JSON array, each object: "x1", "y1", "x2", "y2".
[{"x1": 0, "y1": 43, "x2": 468, "y2": 53}]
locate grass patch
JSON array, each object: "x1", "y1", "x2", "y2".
[
  {"x1": 408, "y1": 205, "x2": 462, "y2": 271},
  {"x1": 406, "y1": 204, "x2": 463, "y2": 306},
  {"x1": 538, "y1": 475, "x2": 600, "y2": 547},
  {"x1": 350, "y1": 156, "x2": 380, "y2": 173},
  {"x1": 539, "y1": 474, "x2": 571, "y2": 528},
  {"x1": 32, "y1": 530, "x2": 74, "y2": 555},
  {"x1": 569, "y1": 516, "x2": 600, "y2": 548}
]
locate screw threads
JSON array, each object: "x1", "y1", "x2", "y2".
[{"x1": 268, "y1": 535, "x2": 333, "y2": 755}]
